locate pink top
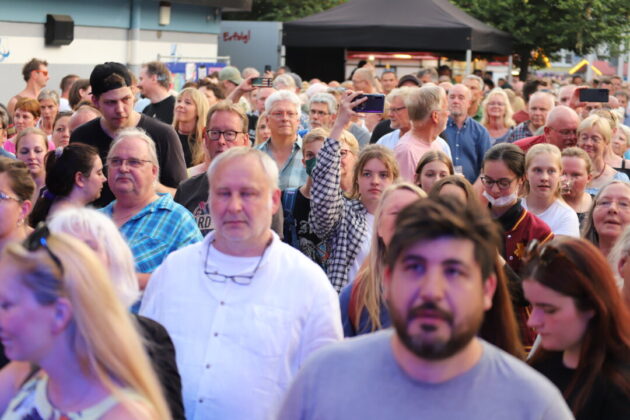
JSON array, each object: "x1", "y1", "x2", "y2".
[
  {"x1": 394, "y1": 131, "x2": 444, "y2": 182},
  {"x1": 4, "y1": 137, "x2": 55, "y2": 154}
]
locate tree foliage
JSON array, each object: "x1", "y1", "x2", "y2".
[
  {"x1": 223, "y1": 0, "x2": 346, "y2": 22},
  {"x1": 452, "y1": 0, "x2": 630, "y2": 79}
]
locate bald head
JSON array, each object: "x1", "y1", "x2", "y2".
[
  {"x1": 558, "y1": 85, "x2": 576, "y2": 106},
  {"x1": 544, "y1": 105, "x2": 580, "y2": 149},
  {"x1": 69, "y1": 106, "x2": 102, "y2": 133}
]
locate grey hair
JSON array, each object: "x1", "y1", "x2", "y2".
[
  {"x1": 464, "y1": 74, "x2": 484, "y2": 91},
  {"x1": 272, "y1": 74, "x2": 296, "y2": 91},
  {"x1": 309, "y1": 92, "x2": 338, "y2": 115},
  {"x1": 207, "y1": 146, "x2": 279, "y2": 193},
  {"x1": 107, "y1": 127, "x2": 159, "y2": 169},
  {"x1": 37, "y1": 89, "x2": 60, "y2": 105},
  {"x1": 48, "y1": 208, "x2": 140, "y2": 308},
  {"x1": 405, "y1": 85, "x2": 444, "y2": 122},
  {"x1": 386, "y1": 86, "x2": 418, "y2": 104},
  {"x1": 265, "y1": 89, "x2": 302, "y2": 118}
]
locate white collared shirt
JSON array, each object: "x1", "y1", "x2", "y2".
[{"x1": 140, "y1": 231, "x2": 343, "y2": 420}]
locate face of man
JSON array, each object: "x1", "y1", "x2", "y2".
[
  {"x1": 463, "y1": 78, "x2": 482, "y2": 102},
  {"x1": 447, "y1": 85, "x2": 471, "y2": 119},
  {"x1": 210, "y1": 154, "x2": 280, "y2": 249},
  {"x1": 93, "y1": 87, "x2": 135, "y2": 131},
  {"x1": 388, "y1": 96, "x2": 409, "y2": 130},
  {"x1": 309, "y1": 102, "x2": 333, "y2": 129},
  {"x1": 256, "y1": 88, "x2": 275, "y2": 114},
  {"x1": 266, "y1": 100, "x2": 299, "y2": 140},
  {"x1": 107, "y1": 137, "x2": 157, "y2": 199},
  {"x1": 204, "y1": 110, "x2": 249, "y2": 160},
  {"x1": 384, "y1": 237, "x2": 494, "y2": 360},
  {"x1": 611, "y1": 78, "x2": 622, "y2": 93},
  {"x1": 558, "y1": 86, "x2": 576, "y2": 106},
  {"x1": 33, "y1": 65, "x2": 49, "y2": 88},
  {"x1": 581, "y1": 102, "x2": 602, "y2": 120},
  {"x1": 381, "y1": 72, "x2": 397, "y2": 94},
  {"x1": 137, "y1": 67, "x2": 157, "y2": 97},
  {"x1": 545, "y1": 112, "x2": 579, "y2": 150},
  {"x1": 528, "y1": 94, "x2": 553, "y2": 130}
]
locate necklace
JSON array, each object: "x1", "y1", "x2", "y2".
[{"x1": 593, "y1": 163, "x2": 607, "y2": 180}]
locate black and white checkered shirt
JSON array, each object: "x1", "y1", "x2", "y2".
[{"x1": 309, "y1": 137, "x2": 370, "y2": 293}]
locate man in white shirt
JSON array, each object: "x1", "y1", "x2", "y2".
[{"x1": 140, "y1": 147, "x2": 342, "y2": 420}]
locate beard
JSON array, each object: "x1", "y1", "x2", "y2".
[{"x1": 388, "y1": 299, "x2": 483, "y2": 360}]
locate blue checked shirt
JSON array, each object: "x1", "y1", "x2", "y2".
[
  {"x1": 505, "y1": 121, "x2": 534, "y2": 143},
  {"x1": 444, "y1": 117, "x2": 492, "y2": 183},
  {"x1": 257, "y1": 137, "x2": 307, "y2": 190},
  {"x1": 101, "y1": 193, "x2": 202, "y2": 273}
]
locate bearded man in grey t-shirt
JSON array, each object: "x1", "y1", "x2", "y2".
[{"x1": 278, "y1": 196, "x2": 573, "y2": 420}]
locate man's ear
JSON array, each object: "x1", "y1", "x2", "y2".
[
  {"x1": 271, "y1": 188, "x2": 281, "y2": 215},
  {"x1": 91, "y1": 95, "x2": 100, "y2": 110},
  {"x1": 482, "y1": 274, "x2": 498, "y2": 311}
]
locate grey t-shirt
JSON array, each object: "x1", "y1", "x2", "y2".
[{"x1": 278, "y1": 330, "x2": 573, "y2": 420}]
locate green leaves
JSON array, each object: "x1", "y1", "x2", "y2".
[{"x1": 223, "y1": 0, "x2": 347, "y2": 22}]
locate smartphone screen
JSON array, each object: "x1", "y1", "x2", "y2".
[
  {"x1": 353, "y1": 94, "x2": 385, "y2": 113},
  {"x1": 579, "y1": 88, "x2": 609, "y2": 103},
  {"x1": 252, "y1": 77, "x2": 273, "y2": 87}
]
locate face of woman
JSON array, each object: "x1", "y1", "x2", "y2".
[
  {"x1": 256, "y1": 121, "x2": 271, "y2": 143},
  {"x1": 577, "y1": 126, "x2": 606, "y2": 162},
  {"x1": 417, "y1": 160, "x2": 449, "y2": 192},
  {"x1": 561, "y1": 156, "x2": 590, "y2": 199},
  {"x1": 52, "y1": 116, "x2": 71, "y2": 148},
  {"x1": 377, "y1": 189, "x2": 421, "y2": 247},
  {"x1": 17, "y1": 134, "x2": 47, "y2": 178},
  {"x1": 174, "y1": 94, "x2": 197, "y2": 125},
  {"x1": 485, "y1": 94, "x2": 506, "y2": 119},
  {"x1": 80, "y1": 155, "x2": 107, "y2": 203},
  {"x1": 593, "y1": 183, "x2": 630, "y2": 243},
  {"x1": 339, "y1": 142, "x2": 357, "y2": 180},
  {"x1": 482, "y1": 160, "x2": 521, "y2": 202},
  {"x1": 524, "y1": 279, "x2": 593, "y2": 354},
  {"x1": 357, "y1": 158, "x2": 394, "y2": 205},
  {"x1": 13, "y1": 110, "x2": 36, "y2": 134},
  {"x1": 526, "y1": 153, "x2": 560, "y2": 201},
  {"x1": 0, "y1": 263, "x2": 56, "y2": 362},
  {"x1": 0, "y1": 173, "x2": 25, "y2": 240},
  {"x1": 39, "y1": 99, "x2": 58, "y2": 122},
  {"x1": 612, "y1": 130, "x2": 628, "y2": 158}
]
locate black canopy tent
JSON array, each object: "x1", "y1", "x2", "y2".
[{"x1": 283, "y1": 0, "x2": 512, "y2": 81}]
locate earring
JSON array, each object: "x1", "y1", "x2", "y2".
[{"x1": 17, "y1": 218, "x2": 24, "y2": 226}]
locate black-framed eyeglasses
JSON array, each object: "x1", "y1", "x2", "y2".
[
  {"x1": 23, "y1": 223, "x2": 64, "y2": 273},
  {"x1": 480, "y1": 175, "x2": 516, "y2": 190},
  {"x1": 204, "y1": 238, "x2": 272, "y2": 285},
  {"x1": 106, "y1": 157, "x2": 153, "y2": 169},
  {"x1": 206, "y1": 129, "x2": 243, "y2": 142}
]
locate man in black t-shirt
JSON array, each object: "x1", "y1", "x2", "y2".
[
  {"x1": 70, "y1": 62, "x2": 186, "y2": 207},
  {"x1": 138, "y1": 61, "x2": 176, "y2": 124}
]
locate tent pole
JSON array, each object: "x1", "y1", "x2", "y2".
[
  {"x1": 507, "y1": 55, "x2": 513, "y2": 84},
  {"x1": 465, "y1": 49, "x2": 472, "y2": 75}
]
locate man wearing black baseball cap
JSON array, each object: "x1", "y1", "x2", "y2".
[{"x1": 70, "y1": 62, "x2": 186, "y2": 207}]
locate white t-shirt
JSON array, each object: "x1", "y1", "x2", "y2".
[
  {"x1": 348, "y1": 213, "x2": 374, "y2": 283},
  {"x1": 522, "y1": 198, "x2": 580, "y2": 237}
]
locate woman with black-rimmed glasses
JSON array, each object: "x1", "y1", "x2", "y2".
[
  {"x1": 481, "y1": 143, "x2": 553, "y2": 347},
  {"x1": 523, "y1": 237, "x2": 630, "y2": 419}
]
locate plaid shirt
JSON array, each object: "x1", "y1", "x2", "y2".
[
  {"x1": 505, "y1": 121, "x2": 533, "y2": 143},
  {"x1": 309, "y1": 137, "x2": 369, "y2": 292},
  {"x1": 257, "y1": 137, "x2": 307, "y2": 190},
  {"x1": 101, "y1": 193, "x2": 202, "y2": 273}
]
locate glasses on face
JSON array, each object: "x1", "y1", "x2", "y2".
[
  {"x1": 270, "y1": 111, "x2": 298, "y2": 120},
  {"x1": 594, "y1": 198, "x2": 630, "y2": 211},
  {"x1": 0, "y1": 192, "x2": 19, "y2": 202},
  {"x1": 551, "y1": 127, "x2": 577, "y2": 136},
  {"x1": 206, "y1": 129, "x2": 242, "y2": 142},
  {"x1": 480, "y1": 175, "x2": 516, "y2": 190},
  {"x1": 23, "y1": 223, "x2": 64, "y2": 273},
  {"x1": 309, "y1": 109, "x2": 329, "y2": 116},
  {"x1": 204, "y1": 239, "x2": 272, "y2": 285},
  {"x1": 106, "y1": 157, "x2": 153, "y2": 169},
  {"x1": 340, "y1": 149, "x2": 354, "y2": 158},
  {"x1": 389, "y1": 106, "x2": 406, "y2": 113}
]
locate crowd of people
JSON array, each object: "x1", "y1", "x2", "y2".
[{"x1": 0, "y1": 57, "x2": 628, "y2": 419}]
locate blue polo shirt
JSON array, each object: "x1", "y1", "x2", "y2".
[{"x1": 444, "y1": 117, "x2": 492, "y2": 183}]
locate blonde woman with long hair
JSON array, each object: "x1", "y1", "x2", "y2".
[
  {"x1": 173, "y1": 87, "x2": 209, "y2": 168},
  {"x1": 339, "y1": 182, "x2": 425, "y2": 336},
  {"x1": 0, "y1": 227, "x2": 171, "y2": 419}
]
